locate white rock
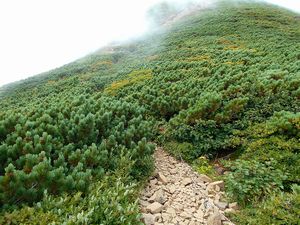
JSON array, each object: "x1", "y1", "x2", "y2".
[
  {"x1": 166, "y1": 207, "x2": 176, "y2": 216},
  {"x1": 154, "y1": 189, "x2": 167, "y2": 204},
  {"x1": 208, "y1": 181, "x2": 225, "y2": 191},
  {"x1": 225, "y1": 208, "x2": 236, "y2": 214},
  {"x1": 161, "y1": 213, "x2": 171, "y2": 222},
  {"x1": 182, "y1": 220, "x2": 189, "y2": 225},
  {"x1": 146, "y1": 202, "x2": 164, "y2": 214},
  {"x1": 168, "y1": 185, "x2": 176, "y2": 194},
  {"x1": 149, "y1": 194, "x2": 156, "y2": 203},
  {"x1": 189, "y1": 221, "x2": 198, "y2": 225},
  {"x1": 198, "y1": 174, "x2": 213, "y2": 183},
  {"x1": 155, "y1": 213, "x2": 162, "y2": 222},
  {"x1": 194, "y1": 209, "x2": 204, "y2": 219},
  {"x1": 215, "y1": 201, "x2": 228, "y2": 210},
  {"x1": 214, "y1": 193, "x2": 221, "y2": 202},
  {"x1": 142, "y1": 213, "x2": 156, "y2": 225},
  {"x1": 223, "y1": 221, "x2": 236, "y2": 225},
  {"x1": 229, "y1": 202, "x2": 239, "y2": 210},
  {"x1": 182, "y1": 177, "x2": 193, "y2": 186},
  {"x1": 158, "y1": 172, "x2": 168, "y2": 184},
  {"x1": 139, "y1": 199, "x2": 149, "y2": 207},
  {"x1": 207, "y1": 211, "x2": 222, "y2": 225},
  {"x1": 145, "y1": 191, "x2": 153, "y2": 198},
  {"x1": 170, "y1": 168, "x2": 177, "y2": 174},
  {"x1": 185, "y1": 207, "x2": 196, "y2": 214},
  {"x1": 181, "y1": 211, "x2": 192, "y2": 219},
  {"x1": 150, "y1": 178, "x2": 158, "y2": 186}
]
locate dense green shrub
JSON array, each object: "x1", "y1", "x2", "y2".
[
  {"x1": 0, "y1": 95, "x2": 154, "y2": 206},
  {"x1": 164, "y1": 141, "x2": 195, "y2": 162},
  {"x1": 167, "y1": 120, "x2": 233, "y2": 158},
  {"x1": 0, "y1": 174, "x2": 143, "y2": 225},
  {"x1": 231, "y1": 111, "x2": 300, "y2": 185},
  {"x1": 225, "y1": 159, "x2": 287, "y2": 205},
  {"x1": 232, "y1": 185, "x2": 300, "y2": 225}
]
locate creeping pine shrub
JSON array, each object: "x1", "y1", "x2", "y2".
[{"x1": 225, "y1": 159, "x2": 287, "y2": 205}]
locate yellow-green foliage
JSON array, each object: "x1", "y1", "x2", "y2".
[
  {"x1": 1, "y1": 207, "x2": 59, "y2": 225},
  {"x1": 192, "y1": 156, "x2": 216, "y2": 177},
  {"x1": 105, "y1": 79, "x2": 131, "y2": 95},
  {"x1": 105, "y1": 69, "x2": 152, "y2": 95},
  {"x1": 90, "y1": 60, "x2": 113, "y2": 71},
  {"x1": 147, "y1": 55, "x2": 159, "y2": 61},
  {"x1": 127, "y1": 69, "x2": 152, "y2": 80},
  {"x1": 79, "y1": 73, "x2": 93, "y2": 81},
  {"x1": 185, "y1": 55, "x2": 211, "y2": 62}
]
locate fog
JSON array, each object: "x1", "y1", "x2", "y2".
[{"x1": 0, "y1": 0, "x2": 299, "y2": 87}]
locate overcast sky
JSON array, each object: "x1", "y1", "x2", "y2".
[{"x1": 0, "y1": 0, "x2": 299, "y2": 87}]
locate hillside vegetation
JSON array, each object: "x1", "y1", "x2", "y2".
[{"x1": 0, "y1": 1, "x2": 299, "y2": 224}]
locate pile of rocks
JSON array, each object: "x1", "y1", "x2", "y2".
[{"x1": 139, "y1": 147, "x2": 237, "y2": 225}]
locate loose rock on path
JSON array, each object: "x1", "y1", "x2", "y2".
[{"x1": 139, "y1": 147, "x2": 236, "y2": 225}]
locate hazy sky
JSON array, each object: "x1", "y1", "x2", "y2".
[{"x1": 0, "y1": 0, "x2": 299, "y2": 86}]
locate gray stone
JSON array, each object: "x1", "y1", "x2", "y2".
[{"x1": 154, "y1": 189, "x2": 167, "y2": 204}]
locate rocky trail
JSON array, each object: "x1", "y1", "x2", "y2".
[{"x1": 139, "y1": 147, "x2": 237, "y2": 225}]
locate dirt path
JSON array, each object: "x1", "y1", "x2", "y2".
[{"x1": 139, "y1": 147, "x2": 236, "y2": 225}]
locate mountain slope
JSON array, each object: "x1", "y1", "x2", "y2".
[{"x1": 0, "y1": 1, "x2": 299, "y2": 224}]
